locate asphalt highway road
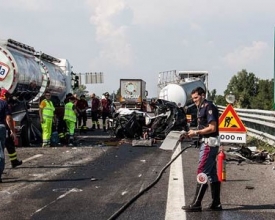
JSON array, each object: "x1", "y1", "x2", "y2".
[
  {"x1": 0, "y1": 129, "x2": 274, "y2": 220},
  {"x1": 0, "y1": 129, "x2": 171, "y2": 220}
]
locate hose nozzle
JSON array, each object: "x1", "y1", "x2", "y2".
[{"x1": 179, "y1": 130, "x2": 189, "y2": 142}]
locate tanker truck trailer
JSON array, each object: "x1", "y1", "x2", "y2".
[
  {"x1": 158, "y1": 79, "x2": 206, "y2": 126},
  {"x1": 0, "y1": 38, "x2": 73, "y2": 146}
]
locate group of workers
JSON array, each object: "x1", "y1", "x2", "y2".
[{"x1": 39, "y1": 91, "x2": 113, "y2": 147}]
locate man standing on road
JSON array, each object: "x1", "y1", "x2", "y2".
[
  {"x1": 0, "y1": 89, "x2": 18, "y2": 182},
  {"x1": 91, "y1": 93, "x2": 100, "y2": 130},
  {"x1": 39, "y1": 90, "x2": 55, "y2": 147},
  {"x1": 181, "y1": 86, "x2": 222, "y2": 212},
  {"x1": 0, "y1": 89, "x2": 22, "y2": 168},
  {"x1": 64, "y1": 96, "x2": 78, "y2": 146},
  {"x1": 101, "y1": 92, "x2": 112, "y2": 132},
  {"x1": 76, "y1": 94, "x2": 89, "y2": 131}
]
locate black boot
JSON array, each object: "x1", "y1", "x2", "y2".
[
  {"x1": 92, "y1": 124, "x2": 96, "y2": 129},
  {"x1": 68, "y1": 135, "x2": 74, "y2": 147},
  {"x1": 11, "y1": 159, "x2": 23, "y2": 168},
  {"x1": 182, "y1": 183, "x2": 208, "y2": 212},
  {"x1": 103, "y1": 126, "x2": 107, "y2": 132},
  {"x1": 205, "y1": 181, "x2": 222, "y2": 211},
  {"x1": 97, "y1": 124, "x2": 100, "y2": 129}
]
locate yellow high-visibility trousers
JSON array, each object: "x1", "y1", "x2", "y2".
[{"x1": 41, "y1": 118, "x2": 53, "y2": 146}]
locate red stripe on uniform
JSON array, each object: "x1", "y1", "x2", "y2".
[{"x1": 197, "y1": 145, "x2": 210, "y2": 174}]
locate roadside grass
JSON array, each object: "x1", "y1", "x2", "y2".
[{"x1": 246, "y1": 136, "x2": 275, "y2": 154}]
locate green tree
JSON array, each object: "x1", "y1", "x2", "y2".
[
  {"x1": 250, "y1": 79, "x2": 273, "y2": 110},
  {"x1": 207, "y1": 89, "x2": 216, "y2": 101},
  {"x1": 214, "y1": 95, "x2": 227, "y2": 106},
  {"x1": 224, "y1": 69, "x2": 258, "y2": 108}
]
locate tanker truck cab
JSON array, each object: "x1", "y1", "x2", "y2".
[{"x1": 0, "y1": 38, "x2": 73, "y2": 146}]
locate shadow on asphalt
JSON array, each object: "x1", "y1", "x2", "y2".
[
  {"x1": 5, "y1": 165, "x2": 85, "y2": 170},
  {"x1": 224, "y1": 179, "x2": 252, "y2": 182},
  {"x1": 0, "y1": 177, "x2": 92, "y2": 183},
  {"x1": 223, "y1": 203, "x2": 275, "y2": 210}
]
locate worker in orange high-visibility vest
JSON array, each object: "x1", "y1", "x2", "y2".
[
  {"x1": 63, "y1": 96, "x2": 78, "y2": 146},
  {"x1": 39, "y1": 90, "x2": 55, "y2": 147}
]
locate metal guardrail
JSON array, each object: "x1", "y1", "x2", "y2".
[{"x1": 217, "y1": 105, "x2": 275, "y2": 146}]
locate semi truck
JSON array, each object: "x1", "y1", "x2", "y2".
[
  {"x1": 158, "y1": 70, "x2": 208, "y2": 126},
  {"x1": 0, "y1": 38, "x2": 73, "y2": 146},
  {"x1": 119, "y1": 79, "x2": 148, "y2": 110}
]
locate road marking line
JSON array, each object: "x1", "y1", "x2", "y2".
[
  {"x1": 165, "y1": 145, "x2": 186, "y2": 220},
  {"x1": 31, "y1": 188, "x2": 82, "y2": 216},
  {"x1": 22, "y1": 154, "x2": 43, "y2": 163}
]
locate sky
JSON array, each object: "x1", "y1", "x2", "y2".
[{"x1": 0, "y1": 0, "x2": 275, "y2": 97}]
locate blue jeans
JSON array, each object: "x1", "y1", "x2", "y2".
[
  {"x1": 197, "y1": 143, "x2": 219, "y2": 183},
  {"x1": 0, "y1": 125, "x2": 6, "y2": 176}
]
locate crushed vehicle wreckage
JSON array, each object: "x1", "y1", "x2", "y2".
[{"x1": 109, "y1": 99, "x2": 188, "y2": 142}]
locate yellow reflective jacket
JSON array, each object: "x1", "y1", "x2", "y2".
[
  {"x1": 42, "y1": 100, "x2": 55, "y2": 119},
  {"x1": 64, "y1": 102, "x2": 76, "y2": 122}
]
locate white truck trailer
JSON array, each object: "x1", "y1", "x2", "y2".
[{"x1": 119, "y1": 79, "x2": 148, "y2": 109}]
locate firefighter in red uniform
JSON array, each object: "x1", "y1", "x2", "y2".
[
  {"x1": 91, "y1": 93, "x2": 100, "y2": 129},
  {"x1": 101, "y1": 92, "x2": 112, "y2": 132},
  {"x1": 0, "y1": 89, "x2": 22, "y2": 169},
  {"x1": 76, "y1": 94, "x2": 88, "y2": 131}
]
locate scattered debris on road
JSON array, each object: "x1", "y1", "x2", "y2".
[{"x1": 225, "y1": 145, "x2": 274, "y2": 165}]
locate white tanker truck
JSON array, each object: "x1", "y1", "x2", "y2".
[
  {"x1": 0, "y1": 39, "x2": 73, "y2": 146},
  {"x1": 158, "y1": 70, "x2": 208, "y2": 126}
]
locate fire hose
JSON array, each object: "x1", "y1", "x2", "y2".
[{"x1": 107, "y1": 136, "x2": 193, "y2": 220}]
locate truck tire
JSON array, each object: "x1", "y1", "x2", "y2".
[
  {"x1": 21, "y1": 119, "x2": 30, "y2": 147},
  {"x1": 21, "y1": 116, "x2": 42, "y2": 147}
]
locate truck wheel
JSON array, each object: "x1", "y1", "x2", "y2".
[
  {"x1": 21, "y1": 119, "x2": 42, "y2": 147},
  {"x1": 21, "y1": 120, "x2": 30, "y2": 147}
]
